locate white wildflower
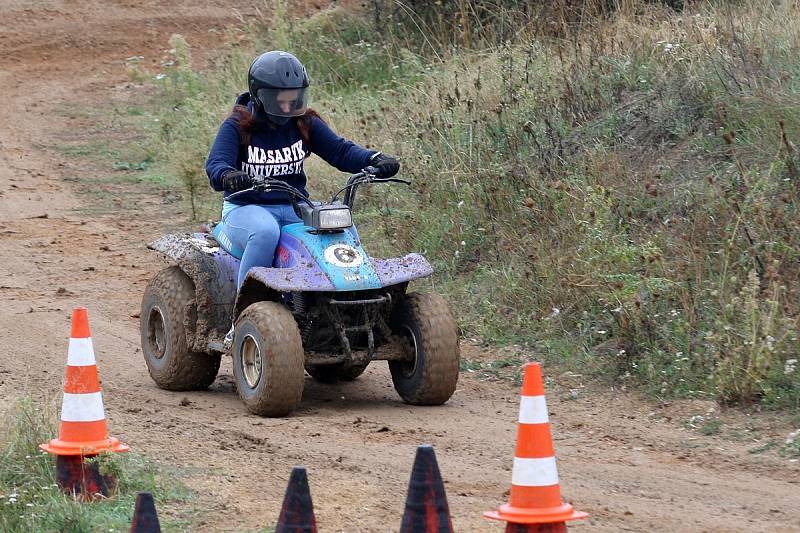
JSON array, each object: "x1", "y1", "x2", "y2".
[
  {"x1": 784, "y1": 359, "x2": 797, "y2": 375},
  {"x1": 786, "y1": 429, "x2": 800, "y2": 445}
]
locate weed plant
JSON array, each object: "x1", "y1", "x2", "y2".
[
  {"x1": 146, "y1": 0, "x2": 800, "y2": 407},
  {"x1": 0, "y1": 400, "x2": 192, "y2": 532}
]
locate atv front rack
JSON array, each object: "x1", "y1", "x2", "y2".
[
  {"x1": 299, "y1": 291, "x2": 411, "y2": 366},
  {"x1": 321, "y1": 293, "x2": 390, "y2": 363}
]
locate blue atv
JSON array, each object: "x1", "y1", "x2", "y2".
[{"x1": 139, "y1": 168, "x2": 460, "y2": 417}]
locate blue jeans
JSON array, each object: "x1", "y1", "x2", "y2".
[{"x1": 219, "y1": 202, "x2": 301, "y2": 287}]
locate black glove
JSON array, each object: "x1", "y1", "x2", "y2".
[
  {"x1": 370, "y1": 152, "x2": 400, "y2": 179},
  {"x1": 222, "y1": 170, "x2": 254, "y2": 193}
]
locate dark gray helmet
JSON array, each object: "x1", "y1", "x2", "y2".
[{"x1": 248, "y1": 51, "x2": 310, "y2": 119}]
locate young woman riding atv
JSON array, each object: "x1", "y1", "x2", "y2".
[
  {"x1": 140, "y1": 51, "x2": 459, "y2": 417},
  {"x1": 206, "y1": 51, "x2": 400, "y2": 336}
]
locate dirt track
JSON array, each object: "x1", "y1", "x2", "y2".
[{"x1": 1, "y1": 2, "x2": 799, "y2": 531}]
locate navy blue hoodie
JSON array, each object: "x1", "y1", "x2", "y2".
[{"x1": 205, "y1": 93, "x2": 376, "y2": 204}]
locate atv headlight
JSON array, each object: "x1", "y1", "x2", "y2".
[{"x1": 317, "y1": 207, "x2": 352, "y2": 230}]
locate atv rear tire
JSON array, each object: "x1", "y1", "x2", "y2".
[
  {"x1": 306, "y1": 362, "x2": 369, "y2": 383},
  {"x1": 140, "y1": 266, "x2": 220, "y2": 390},
  {"x1": 233, "y1": 301, "x2": 305, "y2": 417},
  {"x1": 389, "y1": 292, "x2": 460, "y2": 405}
]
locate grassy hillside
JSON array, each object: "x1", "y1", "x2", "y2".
[{"x1": 144, "y1": 0, "x2": 800, "y2": 407}]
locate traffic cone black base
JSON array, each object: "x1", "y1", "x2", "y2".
[
  {"x1": 56, "y1": 454, "x2": 115, "y2": 500},
  {"x1": 506, "y1": 522, "x2": 568, "y2": 532}
]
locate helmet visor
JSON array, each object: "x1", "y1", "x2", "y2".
[{"x1": 256, "y1": 87, "x2": 309, "y2": 117}]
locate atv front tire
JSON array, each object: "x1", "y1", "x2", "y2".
[
  {"x1": 306, "y1": 362, "x2": 369, "y2": 383},
  {"x1": 389, "y1": 292, "x2": 460, "y2": 405},
  {"x1": 140, "y1": 266, "x2": 220, "y2": 390},
  {"x1": 233, "y1": 301, "x2": 305, "y2": 417}
]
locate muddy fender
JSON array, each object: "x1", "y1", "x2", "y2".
[
  {"x1": 148, "y1": 234, "x2": 238, "y2": 350},
  {"x1": 233, "y1": 274, "x2": 284, "y2": 321},
  {"x1": 372, "y1": 253, "x2": 433, "y2": 286}
]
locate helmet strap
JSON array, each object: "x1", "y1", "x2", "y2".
[
  {"x1": 251, "y1": 105, "x2": 275, "y2": 128},
  {"x1": 266, "y1": 114, "x2": 291, "y2": 126}
]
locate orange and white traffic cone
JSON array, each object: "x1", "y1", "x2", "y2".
[
  {"x1": 40, "y1": 307, "x2": 128, "y2": 498},
  {"x1": 485, "y1": 362, "x2": 586, "y2": 531}
]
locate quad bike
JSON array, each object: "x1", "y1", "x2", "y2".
[{"x1": 140, "y1": 167, "x2": 460, "y2": 417}]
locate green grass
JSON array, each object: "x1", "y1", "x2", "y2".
[
  {"x1": 782, "y1": 429, "x2": 800, "y2": 458},
  {"x1": 0, "y1": 400, "x2": 194, "y2": 532},
  {"x1": 58, "y1": 143, "x2": 119, "y2": 160},
  {"x1": 748, "y1": 441, "x2": 778, "y2": 455},
  {"x1": 700, "y1": 418, "x2": 723, "y2": 436}
]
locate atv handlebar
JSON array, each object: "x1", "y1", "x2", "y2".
[
  {"x1": 226, "y1": 177, "x2": 314, "y2": 206},
  {"x1": 224, "y1": 168, "x2": 410, "y2": 211},
  {"x1": 337, "y1": 166, "x2": 411, "y2": 208}
]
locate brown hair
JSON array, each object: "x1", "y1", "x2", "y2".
[{"x1": 230, "y1": 105, "x2": 323, "y2": 149}]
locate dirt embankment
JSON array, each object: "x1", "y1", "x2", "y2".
[{"x1": 0, "y1": 2, "x2": 798, "y2": 531}]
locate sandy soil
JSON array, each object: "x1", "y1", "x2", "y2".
[{"x1": 0, "y1": 2, "x2": 798, "y2": 532}]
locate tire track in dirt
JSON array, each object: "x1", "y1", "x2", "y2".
[{"x1": 1, "y1": 2, "x2": 799, "y2": 532}]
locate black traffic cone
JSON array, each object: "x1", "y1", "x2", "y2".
[
  {"x1": 399, "y1": 445, "x2": 454, "y2": 533},
  {"x1": 130, "y1": 492, "x2": 161, "y2": 533},
  {"x1": 275, "y1": 467, "x2": 317, "y2": 533}
]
